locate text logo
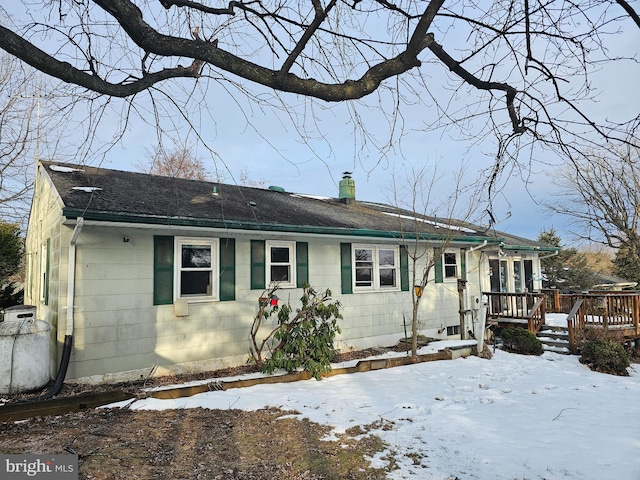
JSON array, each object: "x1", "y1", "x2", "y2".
[{"x1": 1, "y1": 455, "x2": 78, "y2": 479}]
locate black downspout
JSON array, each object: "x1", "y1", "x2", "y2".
[{"x1": 36, "y1": 335, "x2": 73, "y2": 401}]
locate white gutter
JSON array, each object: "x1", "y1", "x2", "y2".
[
  {"x1": 65, "y1": 217, "x2": 84, "y2": 336},
  {"x1": 468, "y1": 240, "x2": 488, "y2": 252},
  {"x1": 538, "y1": 249, "x2": 559, "y2": 260}
]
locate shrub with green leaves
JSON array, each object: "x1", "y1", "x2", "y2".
[
  {"x1": 249, "y1": 284, "x2": 342, "y2": 380},
  {"x1": 580, "y1": 338, "x2": 629, "y2": 376},
  {"x1": 500, "y1": 327, "x2": 543, "y2": 355}
]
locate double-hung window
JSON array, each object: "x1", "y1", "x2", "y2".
[
  {"x1": 443, "y1": 251, "x2": 458, "y2": 279},
  {"x1": 353, "y1": 245, "x2": 399, "y2": 291},
  {"x1": 267, "y1": 241, "x2": 296, "y2": 288},
  {"x1": 175, "y1": 237, "x2": 218, "y2": 300}
]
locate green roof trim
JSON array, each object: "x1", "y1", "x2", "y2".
[
  {"x1": 501, "y1": 244, "x2": 558, "y2": 252},
  {"x1": 62, "y1": 208, "x2": 500, "y2": 244}
]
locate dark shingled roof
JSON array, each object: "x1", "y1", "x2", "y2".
[{"x1": 40, "y1": 161, "x2": 553, "y2": 249}]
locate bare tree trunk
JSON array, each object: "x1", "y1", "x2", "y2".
[{"x1": 411, "y1": 296, "x2": 420, "y2": 358}]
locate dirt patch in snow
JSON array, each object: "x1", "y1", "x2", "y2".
[
  {"x1": 0, "y1": 407, "x2": 390, "y2": 479},
  {"x1": 0, "y1": 347, "x2": 415, "y2": 479}
]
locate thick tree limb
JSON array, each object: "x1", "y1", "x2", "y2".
[
  {"x1": 94, "y1": 0, "x2": 437, "y2": 101},
  {"x1": 427, "y1": 39, "x2": 526, "y2": 134},
  {"x1": 158, "y1": 0, "x2": 240, "y2": 15},
  {"x1": 616, "y1": 0, "x2": 640, "y2": 29},
  {"x1": 0, "y1": 25, "x2": 203, "y2": 97}
]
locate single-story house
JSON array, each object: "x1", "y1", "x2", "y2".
[
  {"x1": 588, "y1": 272, "x2": 638, "y2": 291},
  {"x1": 24, "y1": 161, "x2": 556, "y2": 384}
]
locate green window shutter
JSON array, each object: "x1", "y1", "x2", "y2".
[
  {"x1": 400, "y1": 245, "x2": 409, "y2": 291},
  {"x1": 154, "y1": 236, "x2": 174, "y2": 305},
  {"x1": 460, "y1": 249, "x2": 467, "y2": 281},
  {"x1": 219, "y1": 238, "x2": 236, "y2": 301},
  {"x1": 44, "y1": 238, "x2": 50, "y2": 305},
  {"x1": 296, "y1": 241, "x2": 309, "y2": 288},
  {"x1": 434, "y1": 248, "x2": 444, "y2": 284},
  {"x1": 250, "y1": 240, "x2": 266, "y2": 290},
  {"x1": 340, "y1": 243, "x2": 353, "y2": 294}
]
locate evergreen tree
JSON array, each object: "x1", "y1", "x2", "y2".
[
  {"x1": 537, "y1": 228, "x2": 595, "y2": 292},
  {"x1": 613, "y1": 243, "x2": 640, "y2": 285},
  {"x1": 0, "y1": 221, "x2": 24, "y2": 309}
]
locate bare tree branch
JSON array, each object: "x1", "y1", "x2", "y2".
[{"x1": 0, "y1": 0, "x2": 637, "y2": 198}]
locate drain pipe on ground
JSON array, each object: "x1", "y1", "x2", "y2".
[{"x1": 36, "y1": 217, "x2": 84, "y2": 401}]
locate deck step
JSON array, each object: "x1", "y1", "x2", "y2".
[
  {"x1": 537, "y1": 327, "x2": 572, "y2": 355},
  {"x1": 542, "y1": 344, "x2": 571, "y2": 354},
  {"x1": 538, "y1": 330, "x2": 569, "y2": 340}
]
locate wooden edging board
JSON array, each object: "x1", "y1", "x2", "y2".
[
  {"x1": 0, "y1": 390, "x2": 134, "y2": 423},
  {"x1": 0, "y1": 346, "x2": 474, "y2": 421},
  {"x1": 149, "y1": 348, "x2": 463, "y2": 400}
]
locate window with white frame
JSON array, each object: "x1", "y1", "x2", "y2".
[
  {"x1": 267, "y1": 241, "x2": 296, "y2": 287},
  {"x1": 40, "y1": 241, "x2": 48, "y2": 303},
  {"x1": 443, "y1": 251, "x2": 458, "y2": 279},
  {"x1": 353, "y1": 245, "x2": 399, "y2": 291},
  {"x1": 175, "y1": 237, "x2": 218, "y2": 300}
]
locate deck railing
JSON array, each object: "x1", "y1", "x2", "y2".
[
  {"x1": 485, "y1": 290, "x2": 640, "y2": 350},
  {"x1": 541, "y1": 288, "x2": 577, "y2": 313},
  {"x1": 483, "y1": 292, "x2": 546, "y2": 334},
  {"x1": 566, "y1": 299, "x2": 584, "y2": 352},
  {"x1": 550, "y1": 291, "x2": 640, "y2": 351},
  {"x1": 571, "y1": 294, "x2": 640, "y2": 331}
]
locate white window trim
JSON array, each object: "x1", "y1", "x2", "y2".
[
  {"x1": 39, "y1": 242, "x2": 48, "y2": 302},
  {"x1": 266, "y1": 240, "x2": 296, "y2": 288},
  {"x1": 174, "y1": 237, "x2": 219, "y2": 302},
  {"x1": 352, "y1": 244, "x2": 400, "y2": 292},
  {"x1": 442, "y1": 249, "x2": 459, "y2": 281}
]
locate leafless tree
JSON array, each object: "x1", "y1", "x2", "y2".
[
  {"x1": 549, "y1": 144, "x2": 640, "y2": 249},
  {"x1": 140, "y1": 142, "x2": 212, "y2": 180},
  {"x1": 388, "y1": 162, "x2": 476, "y2": 356},
  {"x1": 547, "y1": 143, "x2": 640, "y2": 280},
  {"x1": 139, "y1": 142, "x2": 270, "y2": 186},
  {"x1": 0, "y1": 0, "x2": 638, "y2": 192},
  {"x1": 0, "y1": 53, "x2": 49, "y2": 224}
]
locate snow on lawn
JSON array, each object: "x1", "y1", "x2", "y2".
[{"x1": 109, "y1": 349, "x2": 640, "y2": 480}]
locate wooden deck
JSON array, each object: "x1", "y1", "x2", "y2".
[
  {"x1": 484, "y1": 292, "x2": 546, "y2": 334},
  {"x1": 484, "y1": 291, "x2": 640, "y2": 353}
]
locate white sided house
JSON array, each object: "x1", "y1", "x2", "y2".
[{"x1": 24, "y1": 161, "x2": 556, "y2": 384}]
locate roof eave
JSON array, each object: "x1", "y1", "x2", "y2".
[
  {"x1": 500, "y1": 244, "x2": 558, "y2": 253},
  {"x1": 62, "y1": 208, "x2": 498, "y2": 243}
]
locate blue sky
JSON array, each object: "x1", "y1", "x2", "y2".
[{"x1": 6, "y1": 2, "x2": 639, "y2": 243}]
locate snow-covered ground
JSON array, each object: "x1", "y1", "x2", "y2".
[{"x1": 106, "y1": 321, "x2": 640, "y2": 480}]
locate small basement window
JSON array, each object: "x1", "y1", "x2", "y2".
[{"x1": 446, "y1": 325, "x2": 460, "y2": 336}]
